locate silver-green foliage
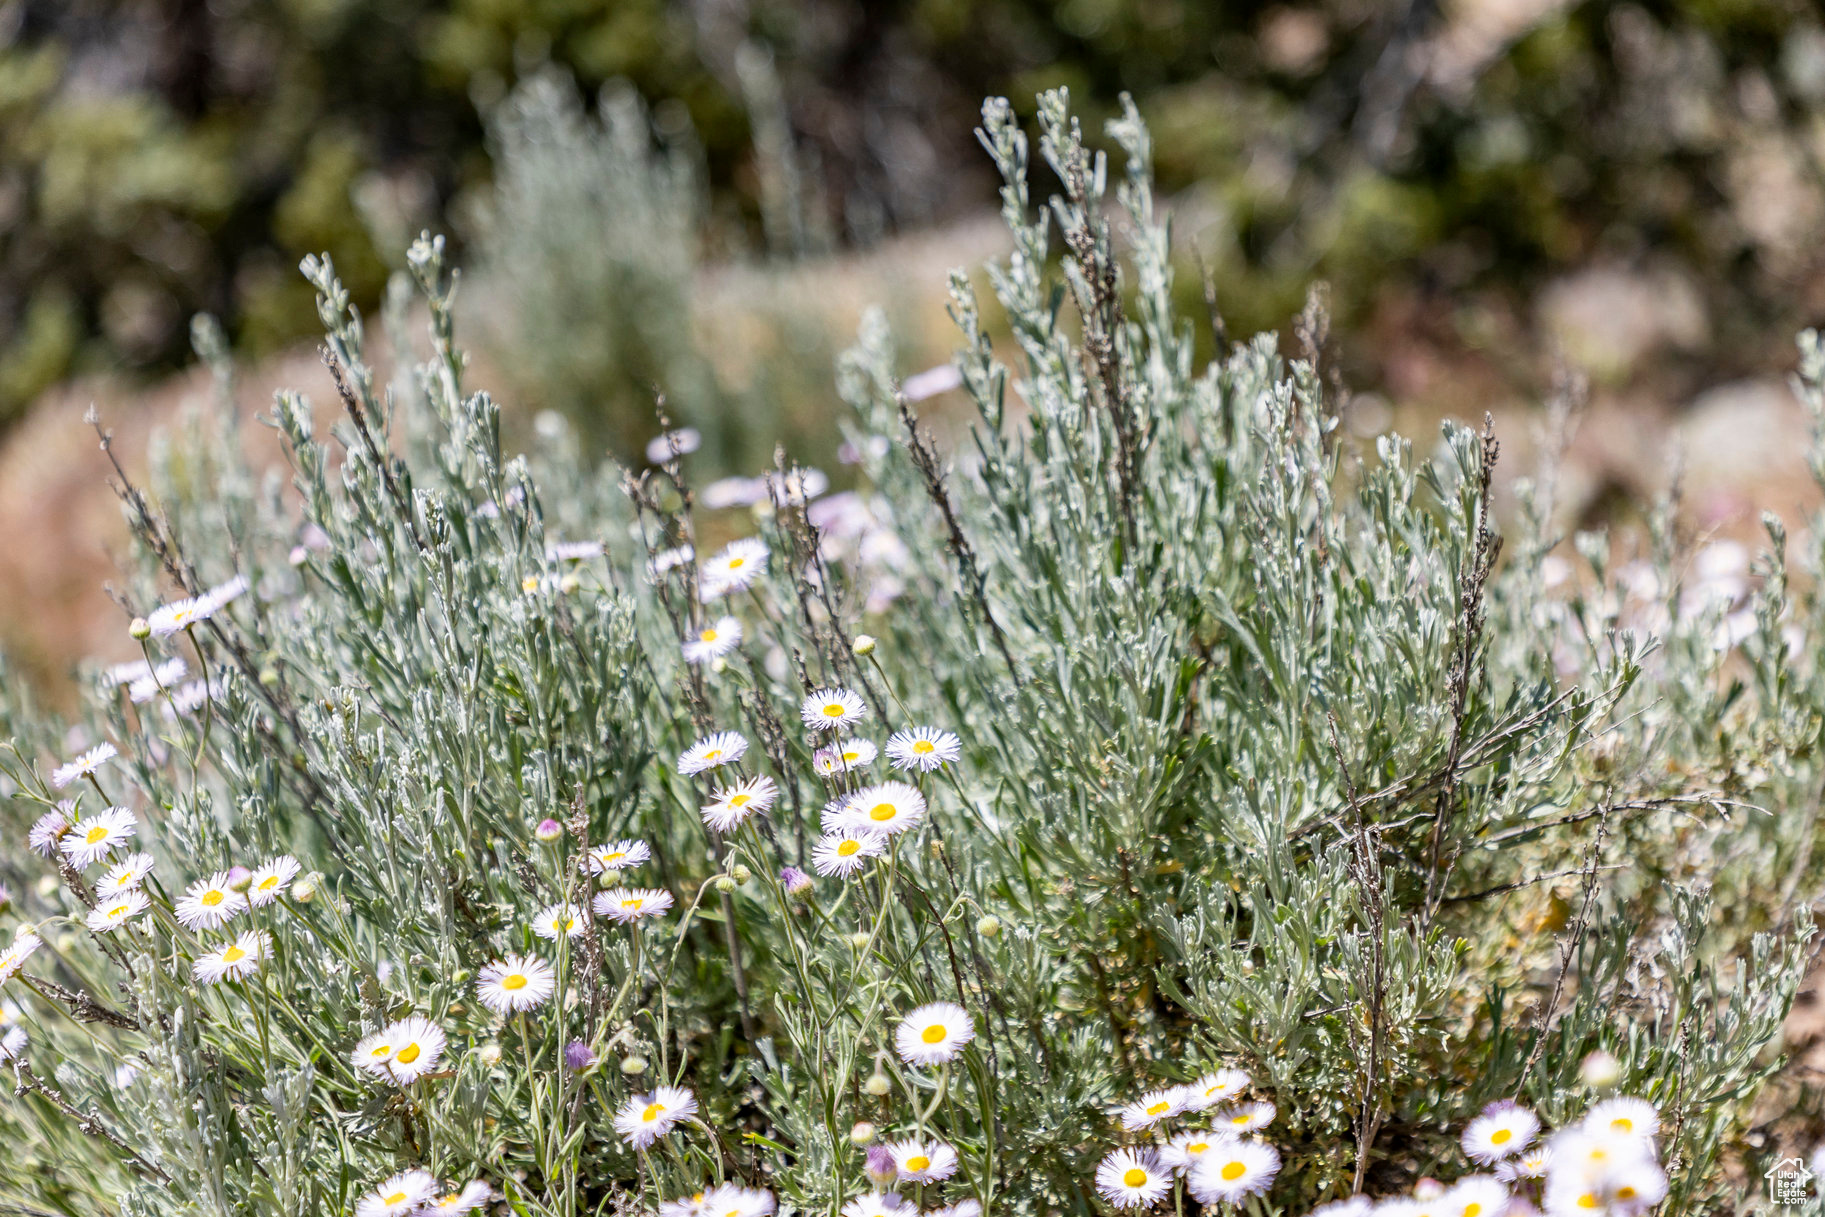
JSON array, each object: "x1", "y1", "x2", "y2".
[{"x1": 0, "y1": 90, "x2": 1815, "y2": 1217}]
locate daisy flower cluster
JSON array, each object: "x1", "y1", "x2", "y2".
[
  {"x1": 1095, "y1": 1070, "x2": 1280, "y2": 1209},
  {"x1": 352, "y1": 1169, "x2": 492, "y2": 1216}
]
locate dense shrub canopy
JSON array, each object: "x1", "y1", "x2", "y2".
[{"x1": 0, "y1": 92, "x2": 1817, "y2": 1217}]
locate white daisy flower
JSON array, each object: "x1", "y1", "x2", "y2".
[
  {"x1": 820, "y1": 796, "x2": 850, "y2": 833},
  {"x1": 583, "y1": 839, "x2": 652, "y2": 874},
  {"x1": 246, "y1": 855, "x2": 302, "y2": 906},
  {"x1": 475, "y1": 953, "x2": 557, "y2": 1013},
  {"x1": 1185, "y1": 1068, "x2": 1250, "y2": 1110},
  {"x1": 887, "y1": 1138, "x2": 958, "y2": 1183},
  {"x1": 1496, "y1": 1146, "x2": 1551, "y2": 1182},
  {"x1": 0, "y1": 932, "x2": 42, "y2": 985},
  {"x1": 1439, "y1": 1175, "x2": 1508, "y2": 1217},
  {"x1": 1213, "y1": 1100, "x2": 1276, "y2": 1134},
  {"x1": 533, "y1": 902, "x2": 586, "y2": 940},
  {"x1": 661, "y1": 1193, "x2": 714, "y2": 1217},
  {"x1": 374, "y1": 1015, "x2": 446, "y2": 1085},
  {"x1": 761, "y1": 466, "x2": 828, "y2": 506},
  {"x1": 801, "y1": 687, "x2": 868, "y2": 731},
  {"x1": 1159, "y1": 1130, "x2": 1231, "y2": 1174},
  {"x1": 86, "y1": 890, "x2": 150, "y2": 934},
  {"x1": 1095, "y1": 1148, "x2": 1172, "y2": 1208},
  {"x1": 1307, "y1": 1200, "x2": 1373, "y2": 1217},
  {"x1": 1187, "y1": 1139, "x2": 1281, "y2": 1205},
  {"x1": 103, "y1": 659, "x2": 154, "y2": 688},
  {"x1": 702, "y1": 775, "x2": 778, "y2": 833},
  {"x1": 52, "y1": 742, "x2": 117, "y2": 788},
  {"x1": 148, "y1": 578, "x2": 242, "y2": 637},
  {"x1": 1602, "y1": 1157, "x2": 1668, "y2": 1213},
  {"x1": 645, "y1": 428, "x2": 701, "y2": 463},
  {"x1": 885, "y1": 726, "x2": 962, "y2": 772},
  {"x1": 60, "y1": 806, "x2": 137, "y2": 866},
  {"x1": 815, "y1": 739, "x2": 878, "y2": 773},
  {"x1": 683, "y1": 617, "x2": 743, "y2": 665},
  {"x1": 0, "y1": 1025, "x2": 25, "y2": 1062},
  {"x1": 355, "y1": 1169, "x2": 438, "y2": 1217},
  {"x1": 926, "y1": 1203, "x2": 981, "y2": 1217},
  {"x1": 1584, "y1": 1096, "x2": 1659, "y2": 1141},
  {"x1": 1120, "y1": 1086, "x2": 1192, "y2": 1131},
  {"x1": 126, "y1": 658, "x2": 188, "y2": 703},
  {"x1": 701, "y1": 477, "x2": 768, "y2": 510},
  {"x1": 28, "y1": 806, "x2": 70, "y2": 857},
  {"x1": 841, "y1": 782, "x2": 927, "y2": 836},
  {"x1": 894, "y1": 1001, "x2": 975, "y2": 1066},
  {"x1": 96, "y1": 851, "x2": 155, "y2": 896},
  {"x1": 700, "y1": 1184, "x2": 777, "y2": 1217},
  {"x1": 648, "y1": 544, "x2": 696, "y2": 576},
  {"x1": 812, "y1": 830, "x2": 887, "y2": 877},
  {"x1": 192, "y1": 930, "x2": 269, "y2": 984},
  {"x1": 1462, "y1": 1100, "x2": 1540, "y2": 1164},
  {"x1": 839, "y1": 1193, "x2": 908, "y2": 1217},
  {"x1": 175, "y1": 872, "x2": 250, "y2": 931},
  {"x1": 546, "y1": 540, "x2": 605, "y2": 562},
  {"x1": 168, "y1": 680, "x2": 221, "y2": 716},
  {"x1": 614, "y1": 1084, "x2": 698, "y2": 1148},
  {"x1": 700, "y1": 538, "x2": 769, "y2": 598},
  {"x1": 593, "y1": 887, "x2": 675, "y2": 924},
  {"x1": 679, "y1": 731, "x2": 748, "y2": 775},
  {"x1": 422, "y1": 1181, "x2": 493, "y2": 1213},
  {"x1": 352, "y1": 1028, "x2": 399, "y2": 1077}
]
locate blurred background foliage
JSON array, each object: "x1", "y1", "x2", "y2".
[{"x1": 2, "y1": 0, "x2": 1824, "y2": 444}]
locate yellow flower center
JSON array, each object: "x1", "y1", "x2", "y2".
[
  {"x1": 1146, "y1": 1101, "x2": 1171, "y2": 1115},
  {"x1": 107, "y1": 904, "x2": 128, "y2": 920},
  {"x1": 385, "y1": 1192, "x2": 408, "y2": 1206},
  {"x1": 842, "y1": 750, "x2": 861, "y2": 762},
  {"x1": 1187, "y1": 1142, "x2": 1207, "y2": 1154},
  {"x1": 1231, "y1": 1113, "x2": 1250, "y2": 1125},
  {"x1": 1615, "y1": 1188, "x2": 1636, "y2": 1201},
  {"x1": 728, "y1": 557, "x2": 745, "y2": 569},
  {"x1": 921, "y1": 1024, "x2": 946, "y2": 1044},
  {"x1": 221, "y1": 945, "x2": 246, "y2": 963},
  {"x1": 1491, "y1": 1128, "x2": 1512, "y2": 1145},
  {"x1": 704, "y1": 750, "x2": 722, "y2": 762},
  {"x1": 202, "y1": 890, "x2": 224, "y2": 906},
  {"x1": 906, "y1": 1156, "x2": 931, "y2": 1172},
  {"x1": 823, "y1": 703, "x2": 845, "y2": 716},
  {"x1": 604, "y1": 851, "x2": 625, "y2": 862},
  {"x1": 1576, "y1": 1195, "x2": 1600, "y2": 1211},
  {"x1": 700, "y1": 629, "x2": 718, "y2": 642},
  {"x1": 502, "y1": 974, "x2": 527, "y2": 991},
  {"x1": 838, "y1": 840, "x2": 861, "y2": 856},
  {"x1": 869, "y1": 803, "x2": 896, "y2": 821},
  {"x1": 1611, "y1": 1117, "x2": 1632, "y2": 1133},
  {"x1": 371, "y1": 1045, "x2": 391, "y2": 1058},
  {"x1": 913, "y1": 740, "x2": 934, "y2": 753},
  {"x1": 1221, "y1": 1162, "x2": 1246, "y2": 1182},
  {"x1": 396, "y1": 1043, "x2": 420, "y2": 1064},
  {"x1": 730, "y1": 794, "x2": 751, "y2": 807},
  {"x1": 558, "y1": 918, "x2": 575, "y2": 932},
  {"x1": 522, "y1": 577, "x2": 539, "y2": 592},
  {"x1": 1464, "y1": 1206, "x2": 1482, "y2": 1217},
  {"x1": 85, "y1": 825, "x2": 108, "y2": 843},
  {"x1": 622, "y1": 898, "x2": 642, "y2": 909},
  {"x1": 258, "y1": 876, "x2": 279, "y2": 891},
  {"x1": 1122, "y1": 1169, "x2": 1148, "y2": 1188},
  {"x1": 642, "y1": 1102, "x2": 665, "y2": 1122}
]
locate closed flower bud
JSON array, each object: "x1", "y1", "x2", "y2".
[
  {"x1": 1580, "y1": 1049, "x2": 1621, "y2": 1089},
  {"x1": 730, "y1": 864, "x2": 751, "y2": 885},
  {"x1": 866, "y1": 1143, "x2": 896, "y2": 1183},
  {"x1": 780, "y1": 866, "x2": 813, "y2": 896},
  {"x1": 848, "y1": 931, "x2": 872, "y2": 951},
  {"x1": 535, "y1": 818, "x2": 563, "y2": 842},
  {"x1": 288, "y1": 545, "x2": 308, "y2": 567},
  {"x1": 225, "y1": 866, "x2": 253, "y2": 893},
  {"x1": 621, "y1": 1054, "x2": 648, "y2": 1076},
  {"x1": 852, "y1": 634, "x2": 877, "y2": 656},
  {"x1": 976, "y1": 915, "x2": 1001, "y2": 938},
  {"x1": 714, "y1": 875, "x2": 737, "y2": 893},
  {"x1": 864, "y1": 1072, "x2": 891, "y2": 1097},
  {"x1": 850, "y1": 1121, "x2": 876, "y2": 1146},
  {"x1": 479, "y1": 1041, "x2": 503, "y2": 1067},
  {"x1": 559, "y1": 573, "x2": 581, "y2": 595},
  {"x1": 129, "y1": 617, "x2": 151, "y2": 640},
  {"x1": 259, "y1": 667, "x2": 279, "y2": 686},
  {"x1": 563, "y1": 1040, "x2": 596, "y2": 1072},
  {"x1": 0, "y1": 884, "x2": 9, "y2": 913},
  {"x1": 292, "y1": 873, "x2": 321, "y2": 904}
]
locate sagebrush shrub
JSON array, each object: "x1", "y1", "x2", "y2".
[{"x1": 0, "y1": 91, "x2": 1816, "y2": 1217}]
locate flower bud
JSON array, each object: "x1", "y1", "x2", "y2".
[
  {"x1": 849, "y1": 1121, "x2": 876, "y2": 1146},
  {"x1": 288, "y1": 545, "x2": 309, "y2": 567},
  {"x1": 621, "y1": 1054, "x2": 648, "y2": 1076},
  {"x1": 730, "y1": 864, "x2": 752, "y2": 885},
  {"x1": 976, "y1": 915, "x2": 1001, "y2": 938},
  {"x1": 848, "y1": 931, "x2": 872, "y2": 951},
  {"x1": 866, "y1": 1143, "x2": 897, "y2": 1183},
  {"x1": 1580, "y1": 1049, "x2": 1621, "y2": 1089},
  {"x1": 535, "y1": 818, "x2": 563, "y2": 842},
  {"x1": 563, "y1": 1041, "x2": 596, "y2": 1072},
  {"x1": 225, "y1": 866, "x2": 253, "y2": 893},
  {"x1": 559, "y1": 573, "x2": 581, "y2": 595},
  {"x1": 0, "y1": 884, "x2": 9, "y2": 913},
  {"x1": 780, "y1": 866, "x2": 814, "y2": 896},
  {"x1": 258, "y1": 667, "x2": 279, "y2": 687},
  {"x1": 852, "y1": 634, "x2": 877, "y2": 657},
  {"x1": 292, "y1": 873, "x2": 321, "y2": 904},
  {"x1": 864, "y1": 1072, "x2": 891, "y2": 1097},
  {"x1": 479, "y1": 1041, "x2": 503, "y2": 1067},
  {"x1": 714, "y1": 875, "x2": 737, "y2": 893},
  {"x1": 129, "y1": 618, "x2": 151, "y2": 641}
]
